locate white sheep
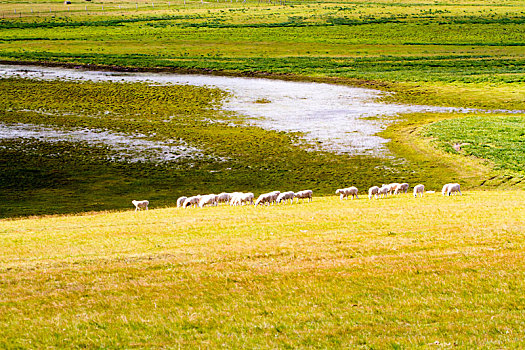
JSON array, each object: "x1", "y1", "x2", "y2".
[
  {"x1": 183, "y1": 195, "x2": 201, "y2": 208},
  {"x1": 387, "y1": 183, "x2": 400, "y2": 195},
  {"x1": 346, "y1": 187, "x2": 358, "y2": 200},
  {"x1": 255, "y1": 192, "x2": 273, "y2": 207},
  {"x1": 216, "y1": 192, "x2": 232, "y2": 205},
  {"x1": 198, "y1": 194, "x2": 217, "y2": 208},
  {"x1": 269, "y1": 191, "x2": 280, "y2": 204},
  {"x1": 336, "y1": 187, "x2": 358, "y2": 200},
  {"x1": 368, "y1": 186, "x2": 380, "y2": 199},
  {"x1": 294, "y1": 189, "x2": 313, "y2": 203},
  {"x1": 378, "y1": 185, "x2": 389, "y2": 198},
  {"x1": 394, "y1": 183, "x2": 409, "y2": 195},
  {"x1": 443, "y1": 183, "x2": 461, "y2": 196},
  {"x1": 230, "y1": 192, "x2": 254, "y2": 206},
  {"x1": 132, "y1": 200, "x2": 149, "y2": 211},
  {"x1": 243, "y1": 192, "x2": 255, "y2": 205},
  {"x1": 229, "y1": 192, "x2": 243, "y2": 206},
  {"x1": 254, "y1": 191, "x2": 280, "y2": 207},
  {"x1": 276, "y1": 191, "x2": 295, "y2": 204},
  {"x1": 413, "y1": 184, "x2": 425, "y2": 197},
  {"x1": 176, "y1": 196, "x2": 187, "y2": 208}
]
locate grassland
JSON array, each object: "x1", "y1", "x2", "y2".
[
  {"x1": 1, "y1": 0, "x2": 524, "y2": 346},
  {"x1": 425, "y1": 116, "x2": 525, "y2": 176},
  {"x1": 1, "y1": 191, "x2": 524, "y2": 348},
  {"x1": 0, "y1": 0, "x2": 524, "y2": 109}
]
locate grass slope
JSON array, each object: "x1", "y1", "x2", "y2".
[
  {"x1": 1, "y1": 191, "x2": 524, "y2": 348},
  {"x1": 425, "y1": 115, "x2": 525, "y2": 176}
]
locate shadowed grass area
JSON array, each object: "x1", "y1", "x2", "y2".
[
  {"x1": 0, "y1": 78, "x2": 423, "y2": 217},
  {"x1": 1, "y1": 192, "x2": 524, "y2": 347}
]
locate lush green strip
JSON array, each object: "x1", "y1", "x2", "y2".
[
  {"x1": 0, "y1": 15, "x2": 200, "y2": 29},
  {"x1": 425, "y1": 116, "x2": 525, "y2": 176},
  {"x1": 1, "y1": 52, "x2": 523, "y2": 86}
]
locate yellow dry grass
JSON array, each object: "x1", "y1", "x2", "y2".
[{"x1": 1, "y1": 191, "x2": 524, "y2": 347}]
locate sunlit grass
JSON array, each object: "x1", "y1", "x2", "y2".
[{"x1": 1, "y1": 191, "x2": 524, "y2": 347}]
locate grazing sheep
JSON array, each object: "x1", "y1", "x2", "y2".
[
  {"x1": 294, "y1": 190, "x2": 313, "y2": 203},
  {"x1": 132, "y1": 200, "x2": 149, "y2": 211},
  {"x1": 230, "y1": 193, "x2": 242, "y2": 206},
  {"x1": 413, "y1": 184, "x2": 425, "y2": 197},
  {"x1": 368, "y1": 186, "x2": 380, "y2": 199},
  {"x1": 255, "y1": 193, "x2": 270, "y2": 207},
  {"x1": 176, "y1": 196, "x2": 187, "y2": 208},
  {"x1": 265, "y1": 191, "x2": 281, "y2": 205},
  {"x1": 255, "y1": 192, "x2": 272, "y2": 207},
  {"x1": 394, "y1": 183, "x2": 409, "y2": 195},
  {"x1": 255, "y1": 191, "x2": 280, "y2": 207},
  {"x1": 336, "y1": 187, "x2": 358, "y2": 200},
  {"x1": 243, "y1": 192, "x2": 255, "y2": 205},
  {"x1": 335, "y1": 188, "x2": 346, "y2": 200},
  {"x1": 378, "y1": 185, "x2": 389, "y2": 198},
  {"x1": 387, "y1": 183, "x2": 400, "y2": 195},
  {"x1": 276, "y1": 191, "x2": 295, "y2": 204},
  {"x1": 183, "y1": 195, "x2": 201, "y2": 208},
  {"x1": 230, "y1": 192, "x2": 254, "y2": 206},
  {"x1": 198, "y1": 194, "x2": 217, "y2": 208},
  {"x1": 229, "y1": 192, "x2": 243, "y2": 206},
  {"x1": 269, "y1": 191, "x2": 280, "y2": 204},
  {"x1": 444, "y1": 183, "x2": 461, "y2": 196},
  {"x1": 216, "y1": 192, "x2": 232, "y2": 205}
]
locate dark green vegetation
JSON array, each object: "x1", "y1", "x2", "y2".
[
  {"x1": 425, "y1": 116, "x2": 525, "y2": 177},
  {"x1": 0, "y1": 0, "x2": 524, "y2": 218}
]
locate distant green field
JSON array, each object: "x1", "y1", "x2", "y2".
[
  {"x1": 1, "y1": 0, "x2": 524, "y2": 109},
  {"x1": 426, "y1": 116, "x2": 525, "y2": 177}
]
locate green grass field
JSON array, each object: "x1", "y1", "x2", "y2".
[
  {"x1": 1, "y1": 0, "x2": 525, "y2": 109},
  {"x1": 1, "y1": 192, "x2": 524, "y2": 348}
]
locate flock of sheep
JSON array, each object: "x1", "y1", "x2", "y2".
[
  {"x1": 173, "y1": 189, "x2": 313, "y2": 209},
  {"x1": 337, "y1": 182, "x2": 461, "y2": 200},
  {"x1": 131, "y1": 183, "x2": 461, "y2": 211}
]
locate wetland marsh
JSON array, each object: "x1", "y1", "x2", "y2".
[{"x1": 0, "y1": 64, "x2": 523, "y2": 217}]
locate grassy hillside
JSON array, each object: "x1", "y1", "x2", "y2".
[{"x1": 1, "y1": 191, "x2": 524, "y2": 348}]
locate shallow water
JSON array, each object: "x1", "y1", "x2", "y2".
[
  {"x1": 0, "y1": 122, "x2": 211, "y2": 163},
  {"x1": 0, "y1": 64, "x2": 467, "y2": 156}
]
